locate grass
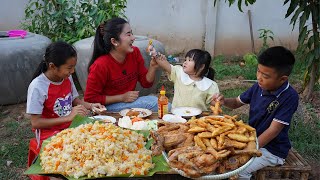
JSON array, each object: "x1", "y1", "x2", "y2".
[
  {"x1": 289, "y1": 113, "x2": 320, "y2": 160},
  {"x1": 211, "y1": 55, "x2": 257, "y2": 80},
  {"x1": 0, "y1": 117, "x2": 33, "y2": 180}
]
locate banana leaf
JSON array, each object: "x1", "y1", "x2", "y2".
[{"x1": 24, "y1": 115, "x2": 170, "y2": 179}]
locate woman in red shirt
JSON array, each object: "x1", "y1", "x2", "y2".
[{"x1": 84, "y1": 17, "x2": 159, "y2": 112}]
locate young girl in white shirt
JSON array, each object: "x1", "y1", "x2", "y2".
[{"x1": 155, "y1": 49, "x2": 219, "y2": 111}]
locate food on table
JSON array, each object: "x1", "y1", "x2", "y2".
[
  {"x1": 151, "y1": 115, "x2": 262, "y2": 178},
  {"x1": 151, "y1": 122, "x2": 194, "y2": 156},
  {"x1": 40, "y1": 122, "x2": 154, "y2": 179},
  {"x1": 118, "y1": 116, "x2": 158, "y2": 131},
  {"x1": 126, "y1": 110, "x2": 140, "y2": 117},
  {"x1": 210, "y1": 101, "x2": 222, "y2": 115},
  {"x1": 162, "y1": 114, "x2": 187, "y2": 123},
  {"x1": 92, "y1": 106, "x2": 107, "y2": 115}
]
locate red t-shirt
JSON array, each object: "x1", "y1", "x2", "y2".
[
  {"x1": 27, "y1": 74, "x2": 79, "y2": 140},
  {"x1": 84, "y1": 46, "x2": 153, "y2": 104}
]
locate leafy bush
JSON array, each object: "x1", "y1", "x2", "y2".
[
  {"x1": 243, "y1": 53, "x2": 258, "y2": 66},
  {"x1": 22, "y1": 0, "x2": 127, "y2": 43}
]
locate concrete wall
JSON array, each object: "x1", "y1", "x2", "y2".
[
  {"x1": 125, "y1": 0, "x2": 209, "y2": 55},
  {"x1": 214, "y1": 0, "x2": 299, "y2": 55},
  {"x1": 0, "y1": 0, "x2": 300, "y2": 56},
  {"x1": 0, "y1": 0, "x2": 28, "y2": 31}
]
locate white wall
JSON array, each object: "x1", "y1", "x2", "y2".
[
  {"x1": 0, "y1": 0, "x2": 300, "y2": 55},
  {"x1": 125, "y1": 0, "x2": 209, "y2": 55},
  {"x1": 214, "y1": 0, "x2": 299, "y2": 55},
  {"x1": 0, "y1": 0, "x2": 28, "y2": 31}
]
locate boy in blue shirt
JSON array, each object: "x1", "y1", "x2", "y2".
[{"x1": 213, "y1": 46, "x2": 299, "y2": 179}]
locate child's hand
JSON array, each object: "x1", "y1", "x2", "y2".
[
  {"x1": 122, "y1": 91, "x2": 139, "y2": 102},
  {"x1": 69, "y1": 105, "x2": 88, "y2": 120},
  {"x1": 155, "y1": 54, "x2": 168, "y2": 65},
  {"x1": 150, "y1": 55, "x2": 159, "y2": 69},
  {"x1": 212, "y1": 93, "x2": 225, "y2": 105}
]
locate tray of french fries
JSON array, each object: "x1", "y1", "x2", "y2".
[{"x1": 151, "y1": 104, "x2": 262, "y2": 179}]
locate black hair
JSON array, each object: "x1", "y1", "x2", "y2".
[
  {"x1": 88, "y1": 17, "x2": 128, "y2": 72},
  {"x1": 258, "y1": 46, "x2": 295, "y2": 76},
  {"x1": 32, "y1": 41, "x2": 77, "y2": 80},
  {"x1": 185, "y1": 49, "x2": 215, "y2": 80}
]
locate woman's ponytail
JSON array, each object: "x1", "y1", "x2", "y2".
[{"x1": 88, "y1": 17, "x2": 128, "y2": 72}]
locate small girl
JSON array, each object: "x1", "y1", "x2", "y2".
[
  {"x1": 155, "y1": 49, "x2": 219, "y2": 111},
  {"x1": 26, "y1": 41, "x2": 103, "y2": 173}
]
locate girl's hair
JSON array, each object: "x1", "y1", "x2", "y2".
[
  {"x1": 32, "y1": 41, "x2": 77, "y2": 80},
  {"x1": 185, "y1": 49, "x2": 215, "y2": 80},
  {"x1": 88, "y1": 17, "x2": 128, "y2": 72}
]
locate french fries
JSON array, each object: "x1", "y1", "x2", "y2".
[
  {"x1": 186, "y1": 115, "x2": 259, "y2": 154},
  {"x1": 210, "y1": 101, "x2": 223, "y2": 115}
]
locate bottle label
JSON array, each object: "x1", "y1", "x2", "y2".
[{"x1": 158, "y1": 104, "x2": 168, "y2": 118}]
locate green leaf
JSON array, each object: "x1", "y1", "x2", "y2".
[
  {"x1": 290, "y1": 6, "x2": 302, "y2": 30},
  {"x1": 298, "y1": 26, "x2": 308, "y2": 45},
  {"x1": 148, "y1": 155, "x2": 171, "y2": 175},
  {"x1": 238, "y1": 0, "x2": 243, "y2": 12},
  {"x1": 315, "y1": 46, "x2": 320, "y2": 59},
  {"x1": 285, "y1": 0, "x2": 299, "y2": 18},
  {"x1": 284, "y1": 0, "x2": 290, "y2": 5},
  {"x1": 305, "y1": 51, "x2": 315, "y2": 67},
  {"x1": 299, "y1": 10, "x2": 309, "y2": 32},
  {"x1": 307, "y1": 35, "x2": 314, "y2": 49},
  {"x1": 247, "y1": 0, "x2": 255, "y2": 5}
]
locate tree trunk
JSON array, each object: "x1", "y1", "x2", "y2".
[
  {"x1": 303, "y1": 61, "x2": 318, "y2": 101},
  {"x1": 302, "y1": 0, "x2": 320, "y2": 102}
]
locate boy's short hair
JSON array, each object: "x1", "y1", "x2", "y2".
[{"x1": 258, "y1": 46, "x2": 295, "y2": 76}]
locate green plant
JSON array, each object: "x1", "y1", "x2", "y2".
[
  {"x1": 22, "y1": 0, "x2": 127, "y2": 44},
  {"x1": 258, "y1": 29, "x2": 274, "y2": 54},
  {"x1": 243, "y1": 53, "x2": 258, "y2": 66},
  {"x1": 214, "y1": 0, "x2": 320, "y2": 102}
]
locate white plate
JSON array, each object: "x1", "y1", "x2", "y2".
[
  {"x1": 119, "y1": 108, "x2": 152, "y2": 118},
  {"x1": 171, "y1": 107, "x2": 202, "y2": 117},
  {"x1": 89, "y1": 115, "x2": 116, "y2": 123}
]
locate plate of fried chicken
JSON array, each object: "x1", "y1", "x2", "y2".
[{"x1": 151, "y1": 115, "x2": 262, "y2": 179}]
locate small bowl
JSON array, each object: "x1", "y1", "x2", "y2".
[{"x1": 7, "y1": 30, "x2": 27, "y2": 38}]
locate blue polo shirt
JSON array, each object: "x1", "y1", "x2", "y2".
[{"x1": 239, "y1": 81, "x2": 298, "y2": 159}]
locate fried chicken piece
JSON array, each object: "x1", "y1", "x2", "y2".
[
  {"x1": 200, "y1": 162, "x2": 220, "y2": 174},
  {"x1": 193, "y1": 153, "x2": 217, "y2": 168},
  {"x1": 169, "y1": 160, "x2": 201, "y2": 178},
  {"x1": 150, "y1": 131, "x2": 165, "y2": 156},
  {"x1": 168, "y1": 146, "x2": 202, "y2": 161},
  {"x1": 164, "y1": 134, "x2": 187, "y2": 148},
  {"x1": 157, "y1": 122, "x2": 180, "y2": 135},
  {"x1": 176, "y1": 133, "x2": 194, "y2": 148},
  {"x1": 223, "y1": 155, "x2": 241, "y2": 170},
  {"x1": 126, "y1": 110, "x2": 140, "y2": 117}
]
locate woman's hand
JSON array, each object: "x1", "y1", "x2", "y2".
[{"x1": 122, "y1": 91, "x2": 139, "y2": 102}]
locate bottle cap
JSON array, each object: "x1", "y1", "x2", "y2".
[{"x1": 160, "y1": 85, "x2": 166, "y2": 95}]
